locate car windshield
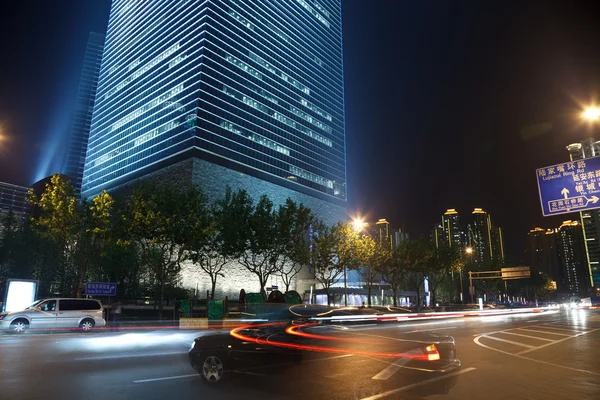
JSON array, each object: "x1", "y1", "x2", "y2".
[{"x1": 25, "y1": 300, "x2": 43, "y2": 310}]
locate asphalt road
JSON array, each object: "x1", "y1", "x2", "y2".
[{"x1": 1, "y1": 309, "x2": 599, "y2": 400}]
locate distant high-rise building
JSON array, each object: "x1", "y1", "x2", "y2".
[
  {"x1": 64, "y1": 32, "x2": 105, "y2": 195},
  {"x1": 81, "y1": 0, "x2": 347, "y2": 228},
  {"x1": 431, "y1": 224, "x2": 445, "y2": 248},
  {"x1": 556, "y1": 220, "x2": 591, "y2": 295},
  {"x1": 566, "y1": 139, "x2": 599, "y2": 292},
  {"x1": 0, "y1": 182, "x2": 29, "y2": 226},
  {"x1": 375, "y1": 219, "x2": 390, "y2": 246},
  {"x1": 442, "y1": 209, "x2": 463, "y2": 248},
  {"x1": 491, "y1": 226, "x2": 505, "y2": 262},
  {"x1": 528, "y1": 227, "x2": 548, "y2": 273},
  {"x1": 469, "y1": 208, "x2": 493, "y2": 264}
]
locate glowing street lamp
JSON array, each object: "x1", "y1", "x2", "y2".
[
  {"x1": 465, "y1": 247, "x2": 473, "y2": 254},
  {"x1": 352, "y1": 219, "x2": 367, "y2": 232},
  {"x1": 582, "y1": 106, "x2": 600, "y2": 121}
]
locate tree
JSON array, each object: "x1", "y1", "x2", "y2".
[
  {"x1": 353, "y1": 235, "x2": 389, "y2": 306},
  {"x1": 380, "y1": 242, "x2": 410, "y2": 306},
  {"x1": 402, "y1": 239, "x2": 434, "y2": 307},
  {"x1": 187, "y1": 194, "x2": 236, "y2": 300},
  {"x1": 27, "y1": 174, "x2": 114, "y2": 297},
  {"x1": 311, "y1": 221, "x2": 357, "y2": 306},
  {"x1": 426, "y1": 245, "x2": 464, "y2": 306},
  {"x1": 125, "y1": 182, "x2": 208, "y2": 319},
  {"x1": 235, "y1": 194, "x2": 281, "y2": 299},
  {"x1": 275, "y1": 199, "x2": 314, "y2": 293}
]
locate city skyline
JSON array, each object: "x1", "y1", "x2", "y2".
[{"x1": 1, "y1": 1, "x2": 600, "y2": 259}]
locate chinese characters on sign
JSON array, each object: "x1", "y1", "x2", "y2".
[
  {"x1": 536, "y1": 157, "x2": 600, "y2": 217},
  {"x1": 84, "y1": 282, "x2": 117, "y2": 296}
]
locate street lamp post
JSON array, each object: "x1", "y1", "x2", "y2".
[
  {"x1": 463, "y1": 247, "x2": 474, "y2": 304},
  {"x1": 349, "y1": 218, "x2": 367, "y2": 307}
]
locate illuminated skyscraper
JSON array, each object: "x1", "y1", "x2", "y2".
[
  {"x1": 65, "y1": 32, "x2": 105, "y2": 195},
  {"x1": 528, "y1": 227, "x2": 560, "y2": 281},
  {"x1": 468, "y1": 208, "x2": 493, "y2": 264},
  {"x1": 566, "y1": 140, "x2": 600, "y2": 293},
  {"x1": 556, "y1": 220, "x2": 591, "y2": 295},
  {"x1": 491, "y1": 226, "x2": 505, "y2": 262},
  {"x1": 0, "y1": 182, "x2": 29, "y2": 222},
  {"x1": 81, "y1": 0, "x2": 346, "y2": 223},
  {"x1": 441, "y1": 209, "x2": 462, "y2": 248}
]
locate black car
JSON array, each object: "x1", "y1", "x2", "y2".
[{"x1": 189, "y1": 317, "x2": 460, "y2": 385}]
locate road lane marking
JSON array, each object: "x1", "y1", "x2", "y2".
[
  {"x1": 473, "y1": 329, "x2": 600, "y2": 376},
  {"x1": 480, "y1": 335, "x2": 536, "y2": 348},
  {"x1": 134, "y1": 374, "x2": 198, "y2": 383},
  {"x1": 536, "y1": 324, "x2": 586, "y2": 332},
  {"x1": 360, "y1": 367, "x2": 477, "y2": 400},
  {"x1": 497, "y1": 331, "x2": 556, "y2": 342},
  {"x1": 515, "y1": 328, "x2": 572, "y2": 336},
  {"x1": 406, "y1": 326, "x2": 457, "y2": 333},
  {"x1": 75, "y1": 351, "x2": 187, "y2": 361},
  {"x1": 515, "y1": 328, "x2": 599, "y2": 355},
  {"x1": 371, "y1": 357, "x2": 413, "y2": 380},
  {"x1": 134, "y1": 353, "x2": 354, "y2": 383}
]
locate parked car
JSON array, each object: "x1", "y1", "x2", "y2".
[{"x1": 0, "y1": 298, "x2": 106, "y2": 333}]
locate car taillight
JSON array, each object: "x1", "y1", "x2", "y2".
[{"x1": 425, "y1": 344, "x2": 440, "y2": 361}]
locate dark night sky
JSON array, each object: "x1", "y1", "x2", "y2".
[{"x1": 1, "y1": 1, "x2": 600, "y2": 262}]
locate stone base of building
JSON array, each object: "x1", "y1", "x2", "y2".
[{"x1": 132, "y1": 156, "x2": 347, "y2": 300}]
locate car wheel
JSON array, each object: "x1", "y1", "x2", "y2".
[
  {"x1": 80, "y1": 319, "x2": 95, "y2": 332},
  {"x1": 199, "y1": 354, "x2": 226, "y2": 384},
  {"x1": 10, "y1": 319, "x2": 29, "y2": 333}
]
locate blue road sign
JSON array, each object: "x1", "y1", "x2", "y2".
[
  {"x1": 85, "y1": 282, "x2": 117, "y2": 296},
  {"x1": 536, "y1": 157, "x2": 600, "y2": 216}
]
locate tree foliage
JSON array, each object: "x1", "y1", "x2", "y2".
[
  {"x1": 125, "y1": 182, "x2": 208, "y2": 318},
  {"x1": 27, "y1": 175, "x2": 114, "y2": 297},
  {"x1": 311, "y1": 221, "x2": 358, "y2": 305}
]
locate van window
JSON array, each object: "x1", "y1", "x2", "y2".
[
  {"x1": 39, "y1": 300, "x2": 56, "y2": 312},
  {"x1": 59, "y1": 299, "x2": 101, "y2": 311}
]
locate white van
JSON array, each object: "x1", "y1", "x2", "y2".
[{"x1": 0, "y1": 298, "x2": 106, "y2": 333}]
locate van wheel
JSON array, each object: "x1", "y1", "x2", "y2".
[
  {"x1": 10, "y1": 319, "x2": 29, "y2": 333},
  {"x1": 80, "y1": 319, "x2": 95, "y2": 332}
]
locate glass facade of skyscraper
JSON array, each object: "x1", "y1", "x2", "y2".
[
  {"x1": 81, "y1": 0, "x2": 346, "y2": 204},
  {"x1": 65, "y1": 32, "x2": 105, "y2": 195}
]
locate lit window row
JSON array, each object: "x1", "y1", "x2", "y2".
[
  {"x1": 222, "y1": 85, "x2": 269, "y2": 114},
  {"x1": 249, "y1": 52, "x2": 277, "y2": 75},
  {"x1": 273, "y1": 111, "x2": 332, "y2": 147},
  {"x1": 128, "y1": 59, "x2": 140, "y2": 71},
  {"x1": 300, "y1": 98, "x2": 332, "y2": 121},
  {"x1": 111, "y1": 83, "x2": 184, "y2": 132},
  {"x1": 169, "y1": 54, "x2": 186, "y2": 69},
  {"x1": 225, "y1": 55, "x2": 263, "y2": 80},
  {"x1": 221, "y1": 120, "x2": 290, "y2": 156},
  {"x1": 312, "y1": 1, "x2": 330, "y2": 18},
  {"x1": 296, "y1": 0, "x2": 330, "y2": 28},
  {"x1": 289, "y1": 165, "x2": 333, "y2": 189},
  {"x1": 221, "y1": 84, "x2": 332, "y2": 148},
  {"x1": 229, "y1": 9, "x2": 254, "y2": 30},
  {"x1": 281, "y1": 72, "x2": 310, "y2": 95},
  {"x1": 103, "y1": 43, "x2": 180, "y2": 100},
  {"x1": 134, "y1": 120, "x2": 178, "y2": 147},
  {"x1": 265, "y1": 21, "x2": 290, "y2": 44},
  {"x1": 256, "y1": 88, "x2": 279, "y2": 104},
  {"x1": 248, "y1": 51, "x2": 312, "y2": 97},
  {"x1": 290, "y1": 106, "x2": 332, "y2": 133}
]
